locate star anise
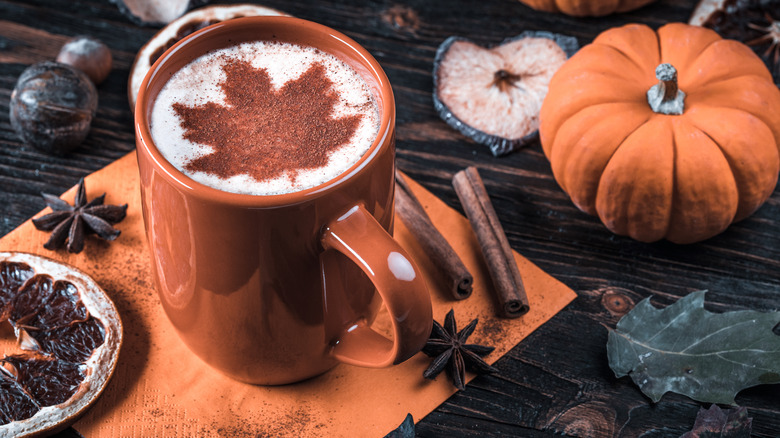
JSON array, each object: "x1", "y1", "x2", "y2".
[
  {"x1": 32, "y1": 178, "x2": 127, "y2": 253},
  {"x1": 747, "y1": 12, "x2": 780, "y2": 66},
  {"x1": 422, "y1": 309, "x2": 497, "y2": 390}
]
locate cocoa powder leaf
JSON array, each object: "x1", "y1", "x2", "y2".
[
  {"x1": 173, "y1": 59, "x2": 361, "y2": 184},
  {"x1": 606, "y1": 291, "x2": 780, "y2": 404}
]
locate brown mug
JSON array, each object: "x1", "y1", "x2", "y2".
[{"x1": 134, "y1": 16, "x2": 432, "y2": 384}]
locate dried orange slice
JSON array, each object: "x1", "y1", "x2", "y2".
[
  {"x1": 128, "y1": 3, "x2": 290, "y2": 109},
  {"x1": 0, "y1": 252, "x2": 122, "y2": 437}
]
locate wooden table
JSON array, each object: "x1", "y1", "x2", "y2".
[{"x1": 1, "y1": 0, "x2": 778, "y2": 436}]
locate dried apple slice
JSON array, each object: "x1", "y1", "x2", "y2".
[
  {"x1": 0, "y1": 252, "x2": 122, "y2": 438},
  {"x1": 128, "y1": 3, "x2": 290, "y2": 109},
  {"x1": 433, "y1": 32, "x2": 577, "y2": 156}
]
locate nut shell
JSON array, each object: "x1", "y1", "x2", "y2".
[
  {"x1": 111, "y1": 0, "x2": 209, "y2": 27},
  {"x1": 689, "y1": 0, "x2": 729, "y2": 26},
  {"x1": 9, "y1": 62, "x2": 98, "y2": 154},
  {"x1": 56, "y1": 36, "x2": 113, "y2": 85},
  {"x1": 128, "y1": 3, "x2": 289, "y2": 110}
]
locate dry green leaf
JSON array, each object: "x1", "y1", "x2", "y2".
[
  {"x1": 680, "y1": 405, "x2": 752, "y2": 438},
  {"x1": 384, "y1": 413, "x2": 414, "y2": 438},
  {"x1": 607, "y1": 291, "x2": 780, "y2": 404}
]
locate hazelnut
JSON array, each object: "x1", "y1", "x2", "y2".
[
  {"x1": 127, "y1": 3, "x2": 288, "y2": 109},
  {"x1": 9, "y1": 62, "x2": 98, "y2": 154},
  {"x1": 56, "y1": 36, "x2": 112, "y2": 85}
]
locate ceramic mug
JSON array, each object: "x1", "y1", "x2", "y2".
[{"x1": 135, "y1": 16, "x2": 432, "y2": 385}]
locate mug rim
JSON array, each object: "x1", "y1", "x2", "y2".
[{"x1": 134, "y1": 16, "x2": 395, "y2": 208}]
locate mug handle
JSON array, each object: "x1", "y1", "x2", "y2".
[{"x1": 320, "y1": 203, "x2": 432, "y2": 367}]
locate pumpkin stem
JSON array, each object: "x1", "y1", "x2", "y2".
[{"x1": 646, "y1": 63, "x2": 685, "y2": 115}]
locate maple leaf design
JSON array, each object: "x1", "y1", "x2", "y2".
[{"x1": 172, "y1": 58, "x2": 362, "y2": 183}]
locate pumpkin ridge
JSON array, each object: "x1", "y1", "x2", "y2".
[
  {"x1": 594, "y1": 42, "x2": 652, "y2": 78},
  {"x1": 584, "y1": 114, "x2": 653, "y2": 211},
  {"x1": 688, "y1": 74, "x2": 776, "y2": 95},
  {"x1": 692, "y1": 104, "x2": 780, "y2": 156},
  {"x1": 592, "y1": 24, "x2": 660, "y2": 71},
  {"x1": 666, "y1": 118, "x2": 739, "y2": 243},
  {"x1": 591, "y1": 112, "x2": 656, "y2": 216},
  {"x1": 657, "y1": 23, "x2": 722, "y2": 84},
  {"x1": 595, "y1": 117, "x2": 675, "y2": 241},
  {"x1": 694, "y1": 128, "x2": 740, "y2": 208},
  {"x1": 668, "y1": 37, "x2": 720, "y2": 83},
  {"x1": 685, "y1": 75, "x2": 780, "y2": 145},
  {"x1": 666, "y1": 125, "x2": 679, "y2": 241},
  {"x1": 546, "y1": 99, "x2": 650, "y2": 161},
  {"x1": 689, "y1": 106, "x2": 775, "y2": 143},
  {"x1": 686, "y1": 108, "x2": 779, "y2": 221},
  {"x1": 564, "y1": 44, "x2": 647, "y2": 80},
  {"x1": 540, "y1": 70, "x2": 648, "y2": 158},
  {"x1": 554, "y1": 102, "x2": 651, "y2": 201},
  {"x1": 678, "y1": 40, "x2": 773, "y2": 90}
]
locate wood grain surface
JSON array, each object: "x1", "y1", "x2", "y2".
[{"x1": 1, "y1": 0, "x2": 778, "y2": 437}]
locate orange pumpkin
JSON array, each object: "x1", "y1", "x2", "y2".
[
  {"x1": 518, "y1": 0, "x2": 655, "y2": 16},
  {"x1": 539, "y1": 23, "x2": 780, "y2": 244}
]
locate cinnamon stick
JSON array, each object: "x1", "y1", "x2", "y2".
[
  {"x1": 395, "y1": 170, "x2": 473, "y2": 300},
  {"x1": 452, "y1": 166, "x2": 529, "y2": 318}
]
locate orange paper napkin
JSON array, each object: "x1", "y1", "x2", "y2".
[{"x1": 0, "y1": 152, "x2": 576, "y2": 437}]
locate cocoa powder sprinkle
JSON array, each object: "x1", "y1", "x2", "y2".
[{"x1": 173, "y1": 58, "x2": 362, "y2": 184}]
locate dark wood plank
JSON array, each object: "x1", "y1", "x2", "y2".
[{"x1": 1, "y1": 0, "x2": 778, "y2": 437}]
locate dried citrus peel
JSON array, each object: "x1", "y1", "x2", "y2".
[{"x1": 0, "y1": 252, "x2": 121, "y2": 438}]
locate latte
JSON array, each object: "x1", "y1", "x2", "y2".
[{"x1": 150, "y1": 41, "x2": 380, "y2": 196}]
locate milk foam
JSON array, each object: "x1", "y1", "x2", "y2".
[{"x1": 150, "y1": 41, "x2": 380, "y2": 196}]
